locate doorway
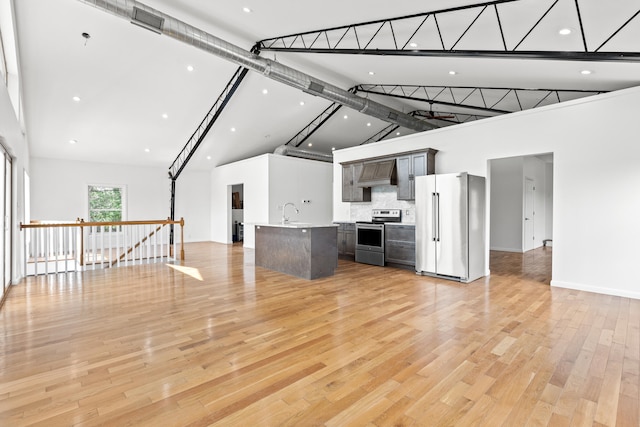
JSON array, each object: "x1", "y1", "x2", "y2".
[
  {"x1": 488, "y1": 153, "x2": 553, "y2": 283},
  {"x1": 230, "y1": 184, "x2": 244, "y2": 244}
]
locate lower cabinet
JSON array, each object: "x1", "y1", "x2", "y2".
[
  {"x1": 385, "y1": 224, "x2": 416, "y2": 267},
  {"x1": 335, "y1": 222, "x2": 356, "y2": 258}
]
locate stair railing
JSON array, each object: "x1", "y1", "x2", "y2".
[{"x1": 20, "y1": 218, "x2": 184, "y2": 276}]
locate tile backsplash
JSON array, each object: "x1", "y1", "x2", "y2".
[{"x1": 350, "y1": 185, "x2": 415, "y2": 223}]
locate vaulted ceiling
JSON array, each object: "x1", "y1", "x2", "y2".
[{"x1": 13, "y1": 0, "x2": 640, "y2": 174}]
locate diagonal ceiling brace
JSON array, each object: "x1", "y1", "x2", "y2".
[
  {"x1": 285, "y1": 87, "x2": 359, "y2": 148},
  {"x1": 169, "y1": 65, "x2": 250, "y2": 180}
]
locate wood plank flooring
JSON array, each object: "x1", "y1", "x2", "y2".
[{"x1": 0, "y1": 243, "x2": 638, "y2": 426}]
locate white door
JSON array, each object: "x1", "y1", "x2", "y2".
[{"x1": 524, "y1": 178, "x2": 535, "y2": 252}]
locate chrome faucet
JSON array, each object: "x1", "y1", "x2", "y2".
[{"x1": 282, "y1": 202, "x2": 299, "y2": 224}]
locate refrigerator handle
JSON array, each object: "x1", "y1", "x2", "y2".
[
  {"x1": 436, "y1": 192, "x2": 440, "y2": 242},
  {"x1": 431, "y1": 192, "x2": 437, "y2": 241}
]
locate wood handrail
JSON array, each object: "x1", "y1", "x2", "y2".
[
  {"x1": 20, "y1": 218, "x2": 183, "y2": 229},
  {"x1": 21, "y1": 218, "x2": 186, "y2": 271}
]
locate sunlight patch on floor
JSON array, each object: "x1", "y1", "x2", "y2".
[{"x1": 166, "y1": 264, "x2": 203, "y2": 281}]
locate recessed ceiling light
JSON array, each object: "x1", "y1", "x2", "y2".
[
  {"x1": 242, "y1": 7, "x2": 252, "y2": 13},
  {"x1": 144, "y1": 148, "x2": 150, "y2": 153},
  {"x1": 187, "y1": 65, "x2": 194, "y2": 72},
  {"x1": 69, "y1": 139, "x2": 77, "y2": 144},
  {"x1": 299, "y1": 101, "x2": 305, "y2": 106},
  {"x1": 262, "y1": 89, "x2": 268, "y2": 95},
  {"x1": 581, "y1": 69, "x2": 592, "y2": 75},
  {"x1": 72, "y1": 96, "x2": 81, "y2": 102},
  {"x1": 230, "y1": 127, "x2": 236, "y2": 132},
  {"x1": 449, "y1": 70, "x2": 457, "y2": 75},
  {"x1": 366, "y1": 122, "x2": 371, "y2": 127},
  {"x1": 331, "y1": 147, "x2": 336, "y2": 151},
  {"x1": 343, "y1": 115, "x2": 348, "y2": 119},
  {"x1": 162, "y1": 113, "x2": 168, "y2": 119},
  {"x1": 559, "y1": 28, "x2": 572, "y2": 35},
  {"x1": 409, "y1": 42, "x2": 418, "y2": 48},
  {"x1": 368, "y1": 71, "x2": 375, "y2": 75},
  {"x1": 308, "y1": 143, "x2": 313, "y2": 147},
  {"x1": 206, "y1": 156, "x2": 211, "y2": 160},
  {"x1": 396, "y1": 132, "x2": 401, "y2": 136}
]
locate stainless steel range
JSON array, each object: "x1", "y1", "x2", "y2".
[{"x1": 355, "y1": 209, "x2": 401, "y2": 266}]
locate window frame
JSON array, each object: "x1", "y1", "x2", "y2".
[{"x1": 86, "y1": 184, "x2": 127, "y2": 231}]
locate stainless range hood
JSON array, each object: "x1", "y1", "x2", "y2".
[{"x1": 357, "y1": 159, "x2": 397, "y2": 187}]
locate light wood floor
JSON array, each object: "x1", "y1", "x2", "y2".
[{"x1": 0, "y1": 243, "x2": 638, "y2": 426}]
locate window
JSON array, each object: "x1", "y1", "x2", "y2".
[{"x1": 88, "y1": 185, "x2": 126, "y2": 231}]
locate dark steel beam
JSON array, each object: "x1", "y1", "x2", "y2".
[
  {"x1": 258, "y1": 0, "x2": 640, "y2": 63},
  {"x1": 358, "y1": 88, "x2": 512, "y2": 114},
  {"x1": 357, "y1": 84, "x2": 606, "y2": 114},
  {"x1": 258, "y1": 48, "x2": 640, "y2": 62}
]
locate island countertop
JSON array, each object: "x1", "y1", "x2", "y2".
[
  {"x1": 254, "y1": 223, "x2": 338, "y2": 280},
  {"x1": 254, "y1": 223, "x2": 338, "y2": 229}
]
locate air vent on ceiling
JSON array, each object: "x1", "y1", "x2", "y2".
[
  {"x1": 304, "y1": 81, "x2": 325, "y2": 96},
  {"x1": 131, "y1": 7, "x2": 164, "y2": 34}
]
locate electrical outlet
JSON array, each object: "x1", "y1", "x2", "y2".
[{"x1": 405, "y1": 209, "x2": 410, "y2": 215}]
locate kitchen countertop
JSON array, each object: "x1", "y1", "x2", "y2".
[{"x1": 254, "y1": 223, "x2": 338, "y2": 229}]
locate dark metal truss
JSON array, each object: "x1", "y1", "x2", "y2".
[
  {"x1": 285, "y1": 87, "x2": 357, "y2": 147},
  {"x1": 359, "y1": 123, "x2": 400, "y2": 145},
  {"x1": 168, "y1": 65, "x2": 249, "y2": 180},
  {"x1": 356, "y1": 84, "x2": 606, "y2": 114},
  {"x1": 359, "y1": 110, "x2": 491, "y2": 145},
  {"x1": 257, "y1": 0, "x2": 640, "y2": 62}
]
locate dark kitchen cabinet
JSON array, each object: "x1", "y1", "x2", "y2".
[
  {"x1": 342, "y1": 163, "x2": 371, "y2": 202},
  {"x1": 335, "y1": 222, "x2": 356, "y2": 258},
  {"x1": 396, "y1": 150, "x2": 437, "y2": 200},
  {"x1": 385, "y1": 224, "x2": 416, "y2": 267}
]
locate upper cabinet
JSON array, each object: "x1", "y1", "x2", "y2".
[
  {"x1": 341, "y1": 148, "x2": 437, "y2": 202},
  {"x1": 342, "y1": 162, "x2": 371, "y2": 202},
  {"x1": 396, "y1": 149, "x2": 437, "y2": 200}
]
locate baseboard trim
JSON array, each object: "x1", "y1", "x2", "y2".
[
  {"x1": 551, "y1": 280, "x2": 640, "y2": 300},
  {"x1": 490, "y1": 247, "x2": 522, "y2": 253}
]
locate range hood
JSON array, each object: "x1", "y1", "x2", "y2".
[{"x1": 357, "y1": 159, "x2": 397, "y2": 187}]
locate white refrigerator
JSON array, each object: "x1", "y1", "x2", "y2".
[{"x1": 415, "y1": 173, "x2": 486, "y2": 283}]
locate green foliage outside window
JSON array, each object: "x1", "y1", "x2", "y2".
[{"x1": 88, "y1": 186, "x2": 123, "y2": 231}]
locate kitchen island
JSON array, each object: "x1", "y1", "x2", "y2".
[{"x1": 254, "y1": 223, "x2": 338, "y2": 280}]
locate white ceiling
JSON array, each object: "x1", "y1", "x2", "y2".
[{"x1": 13, "y1": 0, "x2": 640, "y2": 173}]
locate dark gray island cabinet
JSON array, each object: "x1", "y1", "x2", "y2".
[{"x1": 254, "y1": 224, "x2": 338, "y2": 280}]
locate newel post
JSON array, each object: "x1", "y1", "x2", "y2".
[{"x1": 180, "y1": 217, "x2": 185, "y2": 261}]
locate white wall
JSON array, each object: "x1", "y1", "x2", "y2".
[
  {"x1": 211, "y1": 155, "x2": 269, "y2": 248},
  {"x1": 268, "y1": 155, "x2": 333, "y2": 225},
  {"x1": 174, "y1": 170, "x2": 211, "y2": 242},
  {"x1": 29, "y1": 158, "x2": 210, "y2": 242},
  {"x1": 489, "y1": 157, "x2": 523, "y2": 252},
  {"x1": 333, "y1": 86, "x2": 640, "y2": 299},
  {"x1": 1, "y1": 72, "x2": 30, "y2": 283},
  {"x1": 210, "y1": 154, "x2": 333, "y2": 248}
]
